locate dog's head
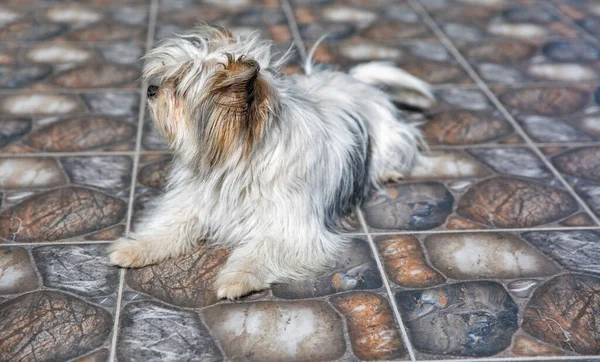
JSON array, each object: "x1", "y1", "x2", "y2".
[{"x1": 143, "y1": 25, "x2": 284, "y2": 166}]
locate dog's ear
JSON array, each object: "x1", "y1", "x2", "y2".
[{"x1": 204, "y1": 54, "x2": 272, "y2": 166}]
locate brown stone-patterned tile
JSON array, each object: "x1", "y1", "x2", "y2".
[
  {"x1": 456, "y1": 177, "x2": 578, "y2": 228},
  {"x1": 421, "y1": 0, "x2": 579, "y2": 42},
  {"x1": 156, "y1": 1, "x2": 293, "y2": 50},
  {"x1": 73, "y1": 348, "x2": 110, "y2": 362},
  {"x1": 0, "y1": 4, "x2": 148, "y2": 42},
  {"x1": 374, "y1": 235, "x2": 445, "y2": 288},
  {"x1": 137, "y1": 156, "x2": 171, "y2": 190},
  {"x1": 423, "y1": 232, "x2": 560, "y2": 280},
  {"x1": 307, "y1": 39, "x2": 473, "y2": 86},
  {"x1": 540, "y1": 145, "x2": 569, "y2": 157},
  {"x1": 559, "y1": 212, "x2": 596, "y2": 227},
  {"x1": 494, "y1": 85, "x2": 600, "y2": 143},
  {"x1": 125, "y1": 242, "x2": 229, "y2": 308},
  {"x1": 418, "y1": 87, "x2": 524, "y2": 145},
  {"x1": 512, "y1": 334, "x2": 567, "y2": 357},
  {"x1": 1, "y1": 42, "x2": 144, "y2": 90},
  {"x1": 0, "y1": 291, "x2": 113, "y2": 362},
  {"x1": 553, "y1": 146, "x2": 600, "y2": 182},
  {"x1": 552, "y1": 146, "x2": 600, "y2": 217},
  {"x1": 331, "y1": 292, "x2": 408, "y2": 360},
  {"x1": 272, "y1": 238, "x2": 382, "y2": 299},
  {"x1": 365, "y1": 144, "x2": 580, "y2": 231},
  {"x1": 117, "y1": 300, "x2": 223, "y2": 361},
  {"x1": 522, "y1": 273, "x2": 600, "y2": 355},
  {"x1": 0, "y1": 246, "x2": 38, "y2": 294},
  {"x1": 0, "y1": 186, "x2": 127, "y2": 242},
  {"x1": 396, "y1": 281, "x2": 519, "y2": 357},
  {"x1": 14, "y1": 116, "x2": 137, "y2": 153},
  {"x1": 291, "y1": 1, "x2": 470, "y2": 86},
  {"x1": 459, "y1": 39, "x2": 600, "y2": 84},
  {"x1": 0, "y1": 246, "x2": 117, "y2": 362},
  {"x1": 445, "y1": 215, "x2": 487, "y2": 230},
  {"x1": 0, "y1": 158, "x2": 131, "y2": 231},
  {"x1": 522, "y1": 230, "x2": 600, "y2": 275},
  {"x1": 85, "y1": 224, "x2": 126, "y2": 241},
  {"x1": 0, "y1": 92, "x2": 139, "y2": 152},
  {"x1": 420, "y1": 109, "x2": 516, "y2": 146},
  {"x1": 293, "y1": 1, "x2": 434, "y2": 43},
  {"x1": 555, "y1": 2, "x2": 600, "y2": 40},
  {"x1": 203, "y1": 300, "x2": 346, "y2": 361}
]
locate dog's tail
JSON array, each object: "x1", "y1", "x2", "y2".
[{"x1": 350, "y1": 62, "x2": 435, "y2": 102}]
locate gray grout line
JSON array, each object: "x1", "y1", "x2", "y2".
[
  {"x1": 109, "y1": 1, "x2": 158, "y2": 361},
  {"x1": 0, "y1": 240, "x2": 114, "y2": 247},
  {"x1": 1, "y1": 142, "x2": 599, "y2": 158},
  {"x1": 2, "y1": 141, "x2": 599, "y2": 159},
  {"x1": 408, "y1": 0, "x2": 600, "y2": 227},
  {"x1": 0, "y1": 151, "x2": 171, "y2": 157},
  {"x1": 280, "y1": 0, "x2": 308, "y2": 61},
  {"x1": 543, "y1": 1, "x2": 600, "y2": 45},
  {"x1": 367, "y1": 225, "x2": 600, "y2": 236},
  {"x1": 426, "y1": 356, "x2": 600, "y2": 362},
  {"x1": 0, "y1": 151, "x2": 138, "y2": 157},
  {"x1": 357, "y1": 210, "x2": 417, "y2": 362}
]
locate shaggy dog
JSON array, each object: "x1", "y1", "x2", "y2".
[{"x1": 109, "y1": 26, "x2": 433, "y2": 299}]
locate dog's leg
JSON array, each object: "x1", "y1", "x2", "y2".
[
  {"x1": 213, "y1": 228, "x2": 345, "y2": 299},
  {"x1": 108, "y1": 190, "x2": 203, "y2": 268}
]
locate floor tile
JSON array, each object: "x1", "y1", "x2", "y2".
[
  {"x1": 0, "y1": 244, "x2": 117, "y2": 361},
  {"x1": 457, "y1": 38, "x2": 600, "y2": 84},
  {"x1": 3, "y1": 0, "x2": 600, "y2": 361},
  {"x1": 156, "y1": 0, "x2": 294, "y2": 50},
  {"x1": 117, "y1": 300, "x2": 223, "y2": 361},
  {"x1": 0, "y1": 42, "x2": 143, "y2": 90},
  {"x1": 0, "y1": 92, "x2": 140, "y2": 153},
  {"x1": 555, "y1": 1, "x2": 600, "y2": 40},
  {"x1": 548, "y1": 146, "x2": 600, "y2": 218},
  {"x1": 0, "y1": 155, "x2": 131, "y2": 242},
  {"x1": 522, "y1": 273, "x2": 600, "y2": 355},
  {"x1": 398, "y1": 280, "x2": 520, "y2": 358},
  {"x1": 420, "y1": 0, "x2": 580, "y2": 42},
  {"x1": 362, "y1": 146, "x2": 589, "y2": 232},
  {"x1": 372, "y1": 230, "x2": 600, "y2": 359},
  {"x1": 492, "y1": 84, "x2": 600, "y2": 143},
  {"x1": 291, "y1": 0, "x2": 473, "y2": 85},
  {"x1": 0, "y1": 4, "x2": 149, "y2": 42},
  {"x1": 415, "y1": 87, "x2": 520, "y2": 146},
  {"x1": 117, "y1": 236, "x2": 407, "y2": 361}
]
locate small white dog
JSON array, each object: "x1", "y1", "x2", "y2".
[{"x1": 109, "y1": 25, "x2": 434, "y2": 299}]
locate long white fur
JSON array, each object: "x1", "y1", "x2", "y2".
[{"x1": 109, "y1": 26, "x2": 432, "y2": 300}]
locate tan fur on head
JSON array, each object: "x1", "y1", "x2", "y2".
[
  {"x1": 204, "y1": 53, "x2": 272, "y2": 166},
  {"x1": 147, "y1": 80, "x2": 191, "y2": 145}
]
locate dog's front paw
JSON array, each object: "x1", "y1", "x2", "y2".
[
  {"x1": 214, "y1": 270, "x2": 268, "y2": 300},
  {"x1": 108, "y1": 239, "x2": 152, "y2": 268}
]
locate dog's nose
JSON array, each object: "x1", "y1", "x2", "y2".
[{"x1": 147, "y1": 85, "x2": 159, "y2": 98}]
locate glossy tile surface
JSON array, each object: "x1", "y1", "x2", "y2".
[{"x1": 1, "y1": 0, "x2": 600, "y2": 361}]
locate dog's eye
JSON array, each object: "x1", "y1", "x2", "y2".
[{"x1": 147, "y1": 85, "x2": 159, "y2": 98}]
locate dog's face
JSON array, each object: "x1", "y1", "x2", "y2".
[{"x1": 143, "y1": 26, "x2": 278, "y2": 166}]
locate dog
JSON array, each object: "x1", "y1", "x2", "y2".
[{"x1": 109, "y1": 25, "x2": 434, "y2": 299}]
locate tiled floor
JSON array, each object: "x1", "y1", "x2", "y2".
[{"x1": 1, "y1": 0, "x2": 600, "y2": 361}]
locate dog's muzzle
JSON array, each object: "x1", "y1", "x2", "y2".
[{"x1": 147, "y1": 85, "x2": 159, "y2": 99}]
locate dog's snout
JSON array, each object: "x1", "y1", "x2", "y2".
[{"x1": 147, "y1": 85, "x2": 159, "y2": 98}]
